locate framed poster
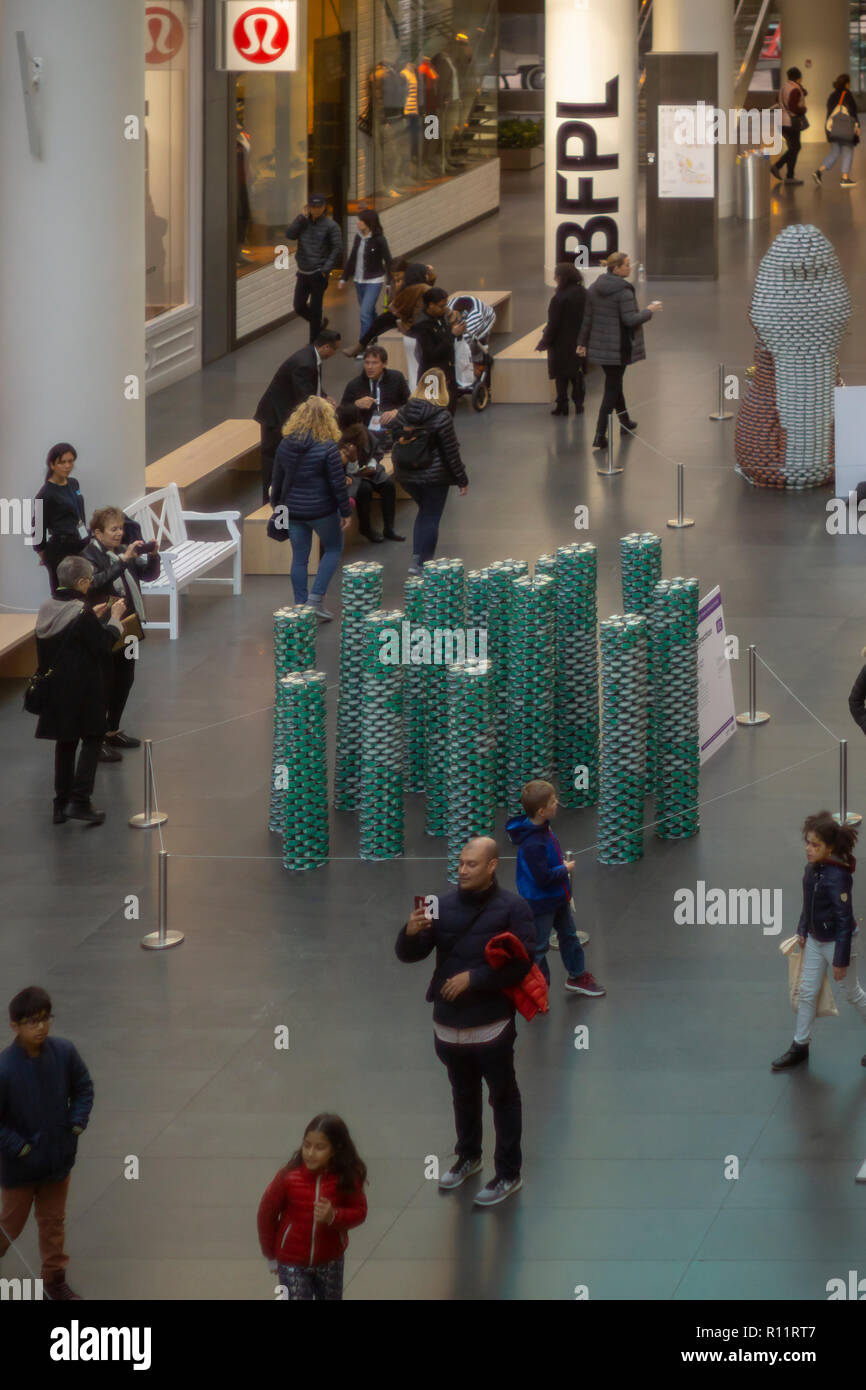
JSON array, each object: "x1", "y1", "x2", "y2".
[
  {"x1": 698, "y1": 586, "x2": 736, "y2": 764},
  {"x1": 658, "y1": 104, "x2": 715, "y2": 199}
]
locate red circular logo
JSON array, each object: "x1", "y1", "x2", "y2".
[
  {"x1": 233, "y1": 6, "x2": 290, "y2": 64},
  {"x1": 145, "y1": 6, "x2": 185, "y2": 64}
]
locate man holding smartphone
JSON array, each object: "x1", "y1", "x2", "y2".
[{"x1": 286, "y1": 196, "x2": 343, "y2": 343}]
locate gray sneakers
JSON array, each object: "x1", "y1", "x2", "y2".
[
  {"x1": 473, "y1": 1176, "x2": 523, "y2": 1207},
  {"x1": 438, "y1": 1157, "x2": 483, "y2": 1190},
  {"x1": 305, "y1": 597, "x2": 334, "y2": 621}
]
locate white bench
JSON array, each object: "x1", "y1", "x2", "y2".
[{"x1": 125, "y1": 483, "x2": 242, "y2": 640}]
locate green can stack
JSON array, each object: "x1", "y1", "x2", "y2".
[
  {"x1": 360, "y1": 609, "x2": 405, "y2": 860},
  {"x1": 620, "y1": 532, "x2": 662, "y2": 794},
  {"x1": 422, "y1": 558, "x2": 467, "y2": 836},
  {"x1": 334, "y1": 561, "x2": 384, "y2": 811},
  {"x1": 598, "y1": 614, "x2": 648, "y2": 865},
  {"x1": 486, "y1": 558, "x2": 529, "y2": 805},
  {"x1": 650, "y1": 577, "x2": 700, "y2": 840},
  {"x1": 550, "y1": 543, "x2": 599, "y2": 808},
  {"x1": 466, "y1": 568, "x2": 491, "y2": 632},
  {"x1": 277, "y1": 670, "x2": 329, "y2": 872},
  {"x1": 446, "y1": 659, "x2": 497, "y2": 883},
  {"x1": 402, "y1": 575, "x2": 426, "y2": 794},
  {"x1": 505, "y1": 573, "x2": 556, "y2": 815},
  {"x1": 269, "y1": 605, "x2": 317, "y2": 833}
]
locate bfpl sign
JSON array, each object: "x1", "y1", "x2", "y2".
[
  {"x1": 219, "y1": 2, "x2": 299, "y2": 71},
  {"x1": 555, "y1": 78, "x2": 620, "y2": 267}
]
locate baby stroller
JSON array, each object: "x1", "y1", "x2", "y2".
[{"x1": 449, "y1": 295, "x2": 495, "y2": 412}]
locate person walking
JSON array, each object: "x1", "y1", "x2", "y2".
[
  {"x1": 390, "y1": 368, "x2": 467, "y2": 575},
  {"x1": 268, "y1": 397, "x2": 352, "y2": 620},
  {"x1": 772, "y1": 812, "x2": 866, "y2": 1071},
  {"x1": 33, "y1": 444, "x2": 89, "y2": 594},
  {"x1": 342, "y1": 259, "x2": 436, "y2": 363},
  {"x1": 408, "y1": 287, "x2": 460, "y2": 412},
  {"x1": 395, "y1": 837, "x2": 536, "y2": 1207},
  {"x1": 286, "y1": 195, "x2": 342, "y2": 342},
  {"x1": 577, "y1": 252, "x2": 662, "y2": 451},
  {"x1": 82, "y1": 507, "x2": 151, "y2": 761},
  {"x1": 0, "y1": 985, "x2": 94, "y2": 1301},
  {"x1": 813, "y1": 75, "x2": 860, "y2": 187},
  {"x1": 338, "y1": 209, "x2": 392, "y2": 342},
  {"x1": 771, "y1": 66, "x2": 808, "y2": 185},
  {"x1": 32, "y1": 555, "x2": 125, "y2": 826},
  {"x1": 257, "y1": 1113, "x2": 367, "y2": 1301},
  {"x1": 254, "y1": 329, "x2": 342, "y2": 502},
  {"x1": 536, "y1": 262, "x2": 587, "y2": 416}
]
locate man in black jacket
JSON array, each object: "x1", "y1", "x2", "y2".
[
  {"x1": 395, "y1": 837, "x2": 535, "y2": 1207},
  {"x1": 286, "y1": 195, "x2": 342, "y2": 342},
  {"x1": 254, "y1": 329, "x2": 342, "y2": 501},
  {"x1": 409, "y1": 287, "x2": 461, "y2": 414},
  {"x1": 340, "y1": 346, "x2": 409, "y2": 431},
  {"x1": 0, "y1": 986, "x2": 94, "y2": 1300}
]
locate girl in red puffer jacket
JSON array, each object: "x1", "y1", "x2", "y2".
[{"x1": 257, "y1": 1113, "x2": 368, "y2": 1301}]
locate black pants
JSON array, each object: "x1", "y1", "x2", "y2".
[
  {"x1": 360, "y1": 309, "x2": 397, "y2": 349},
  {"x1": 293, "y1": 270, "x2": 328, "y2": 342},
  {"x1": 773, "y1": 126, "x2": 801, "y2": 179},
  {"x1": 355, "y1": 477, "x2": 397, "y2": 534},
  {"x1": 55, "y1": 737, "x2": 101, "y2": 806},
  {"x1": 261, "y1": 423, "x2": 283, "y2": 503},
  {"x1": 555, "y1": 370, "x2": 585, "y2": 410},
  {"x1": 596, "y1": 364, "x2": 628, "y2": 435},
  {"x1": 402, "y1": 482, "x2": 450, "y2": 563},
  {"x1": 433, "y1": 1020, "x2": 522, "y2": 1181},
  {"x1": 105, "y1": 651, "x2": 135, "y2": 732}
]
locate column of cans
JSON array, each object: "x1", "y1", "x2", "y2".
[
  {"x1": 620, "y1": 532, "x2": 662, "y2": 796},
  {"x1": 334, "y1": 561, "x2": 384, "y2": 811},
  {"x1": 277, "y1": 671, "x2": 329, "y2": 872},
  {"x1": 402, "y1": 575, "x2": 426, "y2": 794},
  {"x1": 486, "y1": 559, "x2": 528, "y2": 805},
  {"x1": 446, "y1": 659, "x2": 496, "y2": 884},
  {"x1": 536, "y1": 544, "x2": 599, "y2": 808},
  {"x1": 598, "y1": 615, "x2": 648, "y2": 865},
  {"x1": 359, "y1": 609, "x2": 405, "y2": 859},
  {"x1": 422, "y1": 558, "x2": 466, "y2": 836},
  {"x1": 269, "y1": 606, "x2": 317, "y2": 832},
  {"x1": 650, "y1": 577, "x2": 700, "y2": 839},
  {"x1": 505, "y1": 573, "x2": 556, "y2": 815}
]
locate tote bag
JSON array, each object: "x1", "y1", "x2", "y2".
[{"x1": 779, "y1": 935, "x2": 839, "y2": 1017}]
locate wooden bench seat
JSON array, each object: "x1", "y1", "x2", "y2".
[
  {"x1": 493, "y1": 324, "x2": 555, "y2": 403},
  {"x1": 0, "y1": 613, "x2": 38, "y2": 678},
  {"x1": 145, "y1": 419, "x2": 260, "y2": 497}
]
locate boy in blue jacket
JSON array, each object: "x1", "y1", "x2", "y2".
[
  {"x1": 0, "y1": 986, "x2": 94, "y2": 1300},
  {"x1": 507, "y1": 780, "x2": 606, "y2": 997}
]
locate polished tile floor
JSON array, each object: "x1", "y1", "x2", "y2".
[{"x1": 4, "y1": 158, "x2": 866, "y2": 1300}]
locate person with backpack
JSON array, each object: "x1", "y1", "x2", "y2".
[
  {"x1": 389, "y1": 368, "x2": 468, "y2": 576},
  {"x1": 813, "y1": 75, "x2": 860, "y2": 187},
  {"x1": 771, "y1": 66, "x2": 808, "y2": 185}
]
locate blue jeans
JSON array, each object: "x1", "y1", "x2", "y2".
[
  {"x1": 534, "y1": 902, "x2": 584, "y2": 982},
  {"x1": 355, "y1": 281, "x2": 382, "y2": 338},
  {"x1": 288, "y1": 512, "x2": 344, "y2": 603},
  {"x1": 823, "y1": 142, "x2": 854, "y2": 177},
  {"x1": 402, "y1": 482, "x2": 450, "y2": 563}
]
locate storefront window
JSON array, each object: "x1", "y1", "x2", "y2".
[
  {"x1": 145, "y1": 0, "x2": 191, "y2": 320},
  {"x1": 234, "y1": 71, "x2": 308, "y2": 278}
]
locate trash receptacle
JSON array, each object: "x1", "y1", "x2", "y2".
[{"x1": 736, "y1": 151, "x2": 771, "y2": 220}]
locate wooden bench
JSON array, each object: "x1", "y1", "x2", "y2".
[
  {"x1": 0, "y1": 613, "x2": 37, "y2": 678},
  {"x1": 145, "y1": 420, "x2": 260, "y2": 498},
  {"x1": 380, "y1": 290, "x2": 513, "y2": 376},
  {"x1": 126, "y1": 483, "x2": 242, "y2": 640},
  {"x1": 493, "y1": 324, "x2": 555, "y2": 403}
]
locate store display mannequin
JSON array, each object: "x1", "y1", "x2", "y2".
[
  {"x1": 401, "y1": 60, "x2": 421, "y2": 179},
  {"x1": 432, "y1": 47, "x2": 464, "y2": 172},
  {"x1": 417, "y1": 54, "x2": 442, "y2": 176},
  {"x1": 368, "y1": 60, "x2": 408, "y2": 195}
]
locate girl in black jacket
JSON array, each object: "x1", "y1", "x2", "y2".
[
  {"x1": 338, "y1": 209, "x2": 392, "y2": 342},
  {"x1": 33, "y1": 443, "x2": 88, "y2": 593},
  {"x1": 390, "y1": 369, "x2": 468, "y2": 574},
  {"x1": 813, "y1": 75, "x2": 860, "y2": 187},
  {"x1": 82, "y1": 507, "x2": 151, "y2": 756},
  {"x1": 537, "y1": 262, "x2": 587, "y2": 416},
  {"x1": 772, "y1": 811, "x2": 866, "y2": 1070}
]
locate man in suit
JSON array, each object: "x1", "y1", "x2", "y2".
[
  {"x1": 254, "y1": 329, "x2": 342, "y2": 501},
  {"x1": 340, "y1": 346, "x2": 409, "y2": 434}
]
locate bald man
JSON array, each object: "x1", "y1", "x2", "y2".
[{"x1": 395, "y1": 836, "x2": 536, "y2": 1207}]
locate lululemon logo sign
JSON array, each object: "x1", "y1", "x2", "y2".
[
  {"x1": 145, "y1": 6, "x2": 184, "y2": 64},
  {"x1": 233, "y1": 6, "x2": 290, "y2": 62},
  {"x1": 221, "y1": 1, "x2": 298, "y2": 70}
]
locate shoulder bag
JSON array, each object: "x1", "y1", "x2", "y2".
[
  {"x1": 266, "y1": 443, "x2": 300, "y2": 541},
  {"x1": 23, "y1": 608, "x2": 84, "y2": 716},
  {"x1": 827, "y1": 92, "x2": 856, "y2": 144},
  {"x1": 392, "y1": 425, "x2": 438, "y2": 472}
]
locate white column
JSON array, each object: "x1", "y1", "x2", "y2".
[
  {"x1": 777, "y1": 0, "x2": 850, "y2": 145},
  {"x1": 544, "y1": 0, "x2": 638, "y2": 286},
  {"x1": 652, "y1": 0, "x2": 735, "y2": 218},
  {"x1": 0, "y1": 0, "x2": 145, "y2": 612}
]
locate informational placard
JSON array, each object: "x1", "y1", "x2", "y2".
[
  {"x1": 218, "y1": 2, "x2": 299, "y2": 71},
  {"x1": 658, "y1": 104, "x2": 715, "y2": 199},
  {"x1": 698, "y1": 586, "x2": 736, "y2": 764}
]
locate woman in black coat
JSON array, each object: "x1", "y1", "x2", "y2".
[
  {"x1": 536, "y1": 262, "x2": 587, "y2": 416},
  {"x1": 577, "y1": 252, "x2": 662, "y2": 449},
  {"x1": 390, "y1": 367, "x2": 468, "y2": 574},
  {"x1": 33, "y1": 443, "x2": 88, "y2": 593},
  {"x1": 33, "y1": 554, "x2": 126, "y2": 826},
  {"x1": 338, "y1": 208, "x2": 392, "y2": 344},
  {"x1": 82, "y1": 506, "x2": 152, "y2": 758}
]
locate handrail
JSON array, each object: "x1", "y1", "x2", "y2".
[
  {"x1": 638, "y1": 0, "x2": 653, "y2": 44},
  {"x1": 734, "y1": 0, "x2": 772, "y2": 106}
]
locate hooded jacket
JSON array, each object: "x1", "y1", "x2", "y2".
[
  {"x1": 506, "y1": 815, "x2": 571, "y2": 916},
  {"x1": 257, "y1": 1165, "x2": 367, "y2": 1267},
  {"x1": 33, "y1": 590, "x2": 122, "y2": 742},
  {"x1": 796, "y1": 856, "x2": 857, "y2": 968},
  {"x1": 0, "y1": 1037, "x2": 94, "y2": 1188},
  {"x1": 577, "y1": 271, "x2": 652, "y2": 367},
  {"x1": 390, "y1": 399, "x2": 467, "y2": 488}
]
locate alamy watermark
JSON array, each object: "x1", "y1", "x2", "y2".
[
  {"x1": 674, "y1": 881, "x2": 782, "y2": 935},
  {"x1": 378, "y1": 622, "x2": 487, "y2": 666},
  {"x1": 0, "y1": 497, "x2": 42, "y2": 546},
  {"x1": 673, "y1": 103, "x2": 783, "y2": 155}
]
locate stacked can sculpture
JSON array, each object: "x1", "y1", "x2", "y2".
[
  {"x1": 446, "y1": 659, "x2": 496, "y2": 883},
  {"x1": 269, "y1": 605, "x2": 317, "y2": 832},
  {"x1": 334, "y1": 561, "x2": 384, "y2": 811},
  {"x1": 598, "y1": 615, "x2": 648, "y2": 865},
  {"x1": 422, "y1": 558, "x2": 467, "y2": 836},
  {"x1": 402, "y1": 575, "x2": 426, "y2": 794},
  {"x1": 650, "y1": 578, "x2": 700, "y2": 839},
  {"x1": 505, "y1": 573, "x2": 556, "y2": 815},
  {"x1": 360, "y1": 609, "x2": 405, "y2": 860},
  {"x1": 277, "y1": 671, "x2": 329, "y2": 872}
]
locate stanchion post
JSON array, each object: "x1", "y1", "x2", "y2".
[
  {"x1": 834, "y1": 739, "x2": 862, "y2": 827},
  {"x1": 736, "y1": 644, "x2": 770, "y2": 726},
  {"x1": 709, "y1": 361, "x2": 734, "y2": 422},
  {"x1": 666, "y1": 462, "x2": 695, "y2": 529},
  {"x1": 596, "y1": 410, "x2": 623, "y2": 477},
  {"x1": 129, "y1": 739, "x2": 168, "y2": 829},
  {"x1": 140, "y1": 851, "x2": 184, "y2": 950}
]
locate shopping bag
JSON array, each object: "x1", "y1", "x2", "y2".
[{"x1": 779, "y1": 935, "x2": 838, "y2": 1017}]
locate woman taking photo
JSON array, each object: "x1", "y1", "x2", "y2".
[
  {"x1": 390, "y1": 367, "x2": 468, "y2": 576},
  {"x1": 536, "y1": 261, "x2": 587, "y2": 417},
  {"x1": 33, "y1": 443, "x2": 89, "y2": 593},
  {"x1": 577, "y1": 252, "x2": 662, "y2": 450},
  {"x1": 338, "y1": 209, "x2": 392, "y2": 343},
  {"x1": 813, "y1": 74, "x2": 860, "y2": 187},
  {"x1": 82, "y1": 507, "x2": 152, "y2": 760},
  {"x1": 269, "y1": 398, "x2": 352, "y2": 620}
]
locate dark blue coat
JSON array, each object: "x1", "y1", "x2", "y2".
[
  {"x1": 269, "y1": 432, "x2": 352, "y2": 520},
  {"x1": 796, "y1": 857, "x2": 857, "y2": 968},
  {"x1": 506, "y1": 815, "x2": 571, "y2": 917},
  {"x1": 0, "y1": 1037, "x2": 94, "y2": 1188}
]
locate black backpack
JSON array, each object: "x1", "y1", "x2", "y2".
[{"x1": 392, "y1": 425, "x2": 437, "y2": 472}]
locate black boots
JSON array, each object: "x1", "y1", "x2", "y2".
[
  {"x1": 771, "y1": 1041, "x2": 809, "y2": 1072},
  {"x1": 551, "y1": 404, "x2": 568, "y2": 416},
  {"x1": 592, "y1": 434, "x2": 608, "y2": 450},
  {"x1": 618, "y1": 414, "x2": 638, "y2": 432}
]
